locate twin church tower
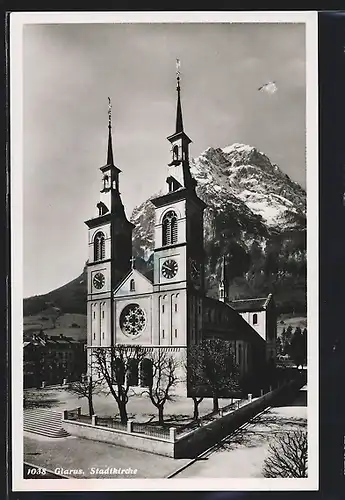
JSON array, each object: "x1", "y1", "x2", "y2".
[
  {"x1": 84, "y1": 63, "x2": 274, "y2": 386},
  {"x1": 84, "y1": 63, "x2": 209, "y2": 371}
]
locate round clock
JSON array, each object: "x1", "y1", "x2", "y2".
[
  {"x1": 190, "y1": 258, "x2": 201, "y2": 288},
  {"x1": 161, "y1": 259, "x2": 178, "y2": 279},
  {"x1": 93, "y1": 272, "x2": 105, "y2": 290}
]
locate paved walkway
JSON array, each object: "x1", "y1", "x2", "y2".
[
  {"x1": 175, "y1": 385, "x2": 308, "y2": 478},
  {"x1": 24, "y1": 433, "x2": 190, "y2": 479}
]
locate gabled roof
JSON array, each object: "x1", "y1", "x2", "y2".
[
  {"x1": 228, "y1": 294, "x2": 273, "y2": 313},
  {"x1": 113, "y1": 268, "x2": 153, "y2": 297}
]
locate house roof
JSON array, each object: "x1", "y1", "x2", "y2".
[{"x1": 228, "y1": 294, "x2": 273, "y2": 313}]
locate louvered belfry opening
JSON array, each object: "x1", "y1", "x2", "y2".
[
  {"x1": 162, "y1": 210, "x2": 178, "y2": 246},
  {"x1": 94, "y1": 231, "x2": 105, "y2": 261}
]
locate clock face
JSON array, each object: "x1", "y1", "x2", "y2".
[
  {"x1": 161, "y1": 259, "x2": 178, "y2": 279},
  {"x1": 93, "y1": 272, "x2": 105, "y2": 290},
  {"x1": 190, "y1": 259, "x2": 201, "y2": 288}
]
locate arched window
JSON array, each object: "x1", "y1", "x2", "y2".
[
  {"x1": 130, "y1": 279, "x2": 135, "y2": 292},
  {"x1": 112, "y1": 358, "x2": 125, "y2": 385},
  {"x1": 253, "y1": 313, "x2": 258, "y2": 325},
  {"x1": 127, "y1": 359, "x2": 139, "y2": 386},
  {"x1": 173, "y1": 144, "x2": 179, "y2": 160},
  {"x1": 162, "y1": 211, "x2": 178, "y2": 246},
  {"x1": 140, "y1": 358, "x2": 153, "y2": 387},
  {"x1": 94, "y1": 232, "x2": 105, "y2": 261}
]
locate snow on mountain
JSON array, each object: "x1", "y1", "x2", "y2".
[
  {"x1": 190, "y1": 144, "x2": 306, "y2": 231},
  {"x1": 130, "y1": 143, "x2": 306, "y2": 310}
]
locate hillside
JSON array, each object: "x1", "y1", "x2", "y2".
[
  {"x1": 24, "y1": 143, "x2": 306, "y2": 317},
  {"x1": 23, "y1": 267, "x2": 87, "y2": 316}
]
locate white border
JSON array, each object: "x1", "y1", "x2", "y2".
[{"x1": 10, "y1": 11, "x2": 319, "y2": 492}]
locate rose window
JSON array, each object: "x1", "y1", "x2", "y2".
[{"x1": 120, "y1": 303, "x2": 146, "y2": 337}]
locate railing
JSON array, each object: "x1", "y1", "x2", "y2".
[
  {"x1": 132, "y1": 422, "x2": 171, "y2": 439},
  {"x1": 63, "y1": 408, "x2": 171, "y2": 439},
  {"x1": 176, "y1": 397, "x2": 250, "y2": 436},
  {"x1": 63, "y1": 397, "x2": 251, "y2": 441},
  {"x1": 96, "y1": 416, "x2": 127, "y2": 432}
]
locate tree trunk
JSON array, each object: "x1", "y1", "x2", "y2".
[
  {"x1": 192, "y1": 397, "x2": 203, "y2": 420},
  {"x1": 158, "y1": 405, "x2": 164, "y2": 425},
  {"x1": 118, "y1": 401, "x2": 128, "y2": 424},
  {"x1": 88, "y1": 379, "x2": 94, "y2": 416},
  {"x1": 212, "y1": 396, "x2": 219, "y2": 413},
  {"x1": 88, "y1": 396, "x2": 94, "y2": 417}
]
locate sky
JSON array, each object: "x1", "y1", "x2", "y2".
[{"x1": 22, "y1": 21, "x2": 306, "y2": 298}]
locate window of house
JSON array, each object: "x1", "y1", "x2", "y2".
[
  {"x1": 174, "y1": 329, "x2": 178, "y2": 338},
  {"x1": 162, "y1": 329, "x2": 165, "y2": 339},
  {"x1": 102, "y1": 332, "x2": 104, "y2": 340},
  {"x1": 162, "y1": 304, "x2": 165, "y2": 313},
  {"x1": 102, "y1": 311, "x2": 104, "y2": 319},
  {"x1": 174, "y1": 303, "x2": 178, "y2": 312},
  {"x1": 162, "y1": 211, "x2": 178, "y2": 246},
  {"x1": 94, "y1": 231, "x2": 105, "y2": 261},
  {"x1": 130, "y1": 279, "x2": 135, "y2": 292},
  {"x1": 93, "y1": 312, "x2": 96, "y2": 319},
  {"x1": 253, "y1": 313, "x2": 258, "y2": 325},
  {"x1": 93, "y1": 333, "x2": 96, "y2": 340}
]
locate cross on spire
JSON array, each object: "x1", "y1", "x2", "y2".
[{"x1": 130, "y1": 256, "x2": 135, "y2": 269}]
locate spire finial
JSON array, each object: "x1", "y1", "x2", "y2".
[
  {"x1": 221, "y1": 255, "x2": 226, "y2": 282},
  {"x1": 108, "y1": 96, "x2": 112, "y2": 129},
  {"x1": 106, "y1": 97, "x2": 114, "y2": 166},
  {"x1": 175, "y1": 58, "x2": 184, "y2": 134},
  {"x1": 176, "y1": 58, "x2": 181, "y2": 90}
]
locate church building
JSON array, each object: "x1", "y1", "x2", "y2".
[{"x1": 84, "y1": 67, "x2": 276, "y2": 396}]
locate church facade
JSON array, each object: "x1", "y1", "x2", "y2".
[{"x1": 84, "y1": 71, "x2": 276, "y2": 396}]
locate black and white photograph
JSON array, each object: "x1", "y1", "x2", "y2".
[{"x1": 10, "y1": 11, "x2": 318, "y2": 492}]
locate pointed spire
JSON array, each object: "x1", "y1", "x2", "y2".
[
  {"x1": 221, "y1": 255, "x2": 226, "y2": 282},
  {"x1": 219, "y1": 255, "x2": 228, "y2": 303},
  {"x1": 175, "y1": 59, "x2": 184, "y2": 134},
  {"x1": 107, "y1": 97, "x2": 114, "y2": 166}
]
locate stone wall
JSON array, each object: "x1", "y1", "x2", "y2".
[
  {"x1": 62, "y1": 378, "x2": 303, "y2": 459},
  {"x1": 62, "y1": 419, "x2": 174, "y2": 457},
  {"x1": 174, "y1": 379, "x2": 302, "y2": 458}
]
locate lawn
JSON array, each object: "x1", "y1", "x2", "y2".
[{"x1": 24, "y1": 386, "x2": 235, "y2": 425}]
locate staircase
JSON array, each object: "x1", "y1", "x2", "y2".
[{"x1": 24, "y1": 409, "x2": 70, "y2": 438}]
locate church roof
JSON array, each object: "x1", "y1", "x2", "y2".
[
  {"x1": 228, "y1": 294, "x2": 273, "y2": 312},
  {"x1": 113, "y1": 268, "x2": 153, "y2": 297}
]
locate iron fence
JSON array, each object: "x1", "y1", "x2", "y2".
[
  {"x1": 132, "y1": 422, "x2": 171, "y2": 439},
  {"x1": 96, "y1": 417, "x2": 127, "y2": 431},
  {"x1": 176, "y1": 397, "x2": 249, "y2": 435}
]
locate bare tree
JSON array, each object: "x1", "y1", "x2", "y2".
[
  {"x1": 143, "y1": 349, "x2": 180, "y2": 425},
  {"x1": 66, "y1": 370, "x2": 104, "y2": 416},
  {"x1": 183, "y1": 354, "x2": 203, "y2": 421},
  {"x1": 263, "y1": 430, "x2": 308, "y2": 478},
  {"x1": 187, "y1": 339, "x2": 240, "y2": 413},
  {"x1": 93, "y1": 345, "x2": 145, "y2": 424}
]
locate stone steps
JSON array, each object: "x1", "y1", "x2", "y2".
[{"x1": 24, "y1": 409, "x2": 70, "y2": 438}]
